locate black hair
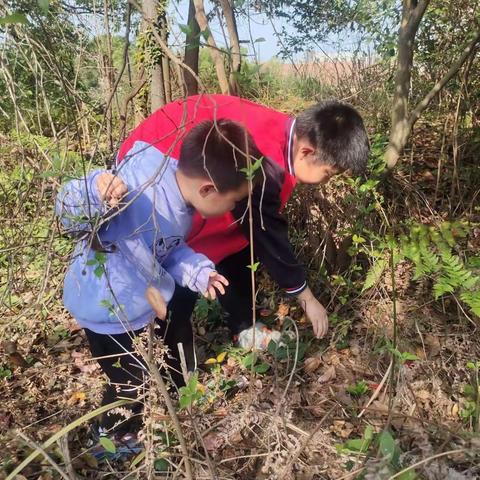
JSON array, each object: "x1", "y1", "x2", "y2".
[
  {"x1": 179, "y1": 119, "x2": 263, "y2": 192},
  {"x1": 295, "y1": 100, "x2": 370, "y2": 175}
]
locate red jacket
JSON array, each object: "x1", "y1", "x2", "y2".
[{"x1": 118, "y1": 94, "x2": 306, "y2": 295}]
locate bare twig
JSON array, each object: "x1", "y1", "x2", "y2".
[{"x1": 136, "y1": 325, "x2": 193, "y2": 480}]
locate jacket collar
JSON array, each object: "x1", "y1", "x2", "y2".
[{"x1": 286, "y1": 118, "x2": 296, "y2": 176}]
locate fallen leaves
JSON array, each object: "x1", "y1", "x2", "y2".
[
  {"x1": 276, "y1": 303, "x2": 290, "y2": 319},
  {"x1": 318, "y1": 365, "x2": 336, "y2": 384},
  {"x1": 71, "y1": 351, "x2": 98, "y2": 374},
  {"x1": 330, "y1": 420, "x2": 354, "y2": 439},
  {"x1": 303, "y1": 357, "x2": 321, "y2": 374},
  {"x1": 203, "y1": 431, "x2": 224, "y2": 452},
  {"x1": 67, "y1": 391, "x2": 86, "y2": 406},
  {"x1": 2, "y1": 341, "x2": 29, "y2": 368},
  {"x1": 205, "y1": 351, "x2": 227, "y2": 365},
  {"x1": 425, "y1": 334, "x2": 441, "y2": 357}
]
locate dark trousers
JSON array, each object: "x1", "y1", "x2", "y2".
[
  {"x1": 85, "y1": 318, "x2": 184, "y2": 433},
  {"x1": 84, "y1": 247, "x2": 253, "y2": 433},
  {"x1": 170, "y1": 246, "x2": 254, "y2": 338}
]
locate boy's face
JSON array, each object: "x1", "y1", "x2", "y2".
[
  {"x1": 193, "y1": 182, "x2": 249, "y2": 218},
  {"x1": 292, "y1": 137, "x2": 340, "y2": 184}
]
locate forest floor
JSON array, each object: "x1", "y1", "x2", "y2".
[{"x1": 1, "y1": 124, "x2": 480, "y2": 479}]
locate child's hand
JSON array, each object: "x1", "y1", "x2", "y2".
[
  {"x1": 297, "y1": 287, "x2": 329, "y2": 338},
  {"x1": 145, "y1": 285, "x2": 167, "y2": 320},
  {"x1": 97, "y1": 173, "x2": 128, "y2": 207},
  {"x1": 204, "y1": 271, "x2": 229, "y2": 300}
]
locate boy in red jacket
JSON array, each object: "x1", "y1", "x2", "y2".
[{"x1": 117, "y1": 94, "x2": 369, "y2": 362}]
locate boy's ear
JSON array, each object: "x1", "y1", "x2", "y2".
[
  {"x1": 198, "y1": 183, "x2": 217, "y2": 198},
  {"x1": 300, "y1": 146, "x2": 315, "y2": 159}
]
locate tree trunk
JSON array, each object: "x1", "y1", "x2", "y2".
[
  {"x1": 160, "y1": 0, "x2": 171, "y2": 103},
  {"x1": 150, "y1": 62, "x2": 166, "y2": 112},
  {"x1": 184, "y1": 0, "x2": 200, "y2": 95},
  {"x1": 386, "y1": 4, "x2": 480, "y2": 169},
  {"x1": 385, "y1": 0, "x2": 429, "y2": 169},
  {"x1": 102, "y1": 0, "x2": 115, "y2": 151},
  {"x1": 218, "y1": 0, "x2": 241, "y2": 95},
  {"x1": 143, "y1": 0, "x2": 166, "y2": 112},
  {"x1": 193, "y1": 0, "x2": 230, "y2": 94}
]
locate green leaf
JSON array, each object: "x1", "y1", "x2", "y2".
[
  {"x1": 363, "y1": 425, "x2": 374, "y2": 441},
  {"x1": 346, "y1": 380, "x2": 369, "y2": 397},
  {"x1": 178, "y1": 23, "x2": 191, "y2": 35},
  {"x1": 362, "y1": 258, "x2": 387, "y2": 292},
  {"x1": 378, "y1": 430, "x2": 396, "y2": 460},
  {"x1": 340, "y1": 437, "x2": 371, "y2": 453},
  {"x1": 247, "y1": 262, "x2": 260, "y2": 272},
  {"x1": 94, "y1": 265, "x2": 104, "y2": 278},
  {"x1": 460, "y1": 291, "x2": 480, "y2": 316},
  {"x1": 0, "y1": 368, "x2": 12, "y2": 380},
  {"x1": 154, "y1": 458, "x2": 169, "y2": 471},
  {"x1": 130, "y1": 450, "x2": 146, "y2": 467},
  {"x1": 99, "y1": 436, "x2": 116, "y2": 453},
  {"x1": 94, "y1": 251, "x2": 107, "y2": 264},
  {"x1": 179, "y1": 395, "x2": 192, "y2": 410},
  {"x1": 201, "y1": 27, "x2": 211, "y2": 41},
  {"x1": 241, "y1": 352, "x2": 257, "y2": 368},
  {"x1": 99, "y1": 299, "x2": 113, "y2": 309},
  {"x1": 186, "y1": 373, "x2": 198, "y2": 393},
  {"x1": 396, "y1": 469, "x2": 417, "y2": 480},
  {"x1": 254, "y1": 362, "x2": 270, "y2": 374},
  {"x1": 39, "y1": 170, "x2": 58, "y2": 179},
  {"x1": 37, "y1": 0, "x2": 49, "y2": 13},
  {"x1": 400, "y1": 352, "x2": 420, "y2": 362},
  {"x1": 0, "y1": 12, "x2": 28, "y2": 25},
  {"x1": 352, "y1": 234, "x2": 366, "y2": 244}
]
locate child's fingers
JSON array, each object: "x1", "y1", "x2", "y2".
[
  {"x1": 216, "y1": 274, "x2": 229, "y2": 286},
  {"x1": 203, "y1": 287, "x2": 212, "y2": 300},
  {"x1": 209, "y1": 271, "x2": 229, "y2": 286},
  {"x1": 206, "y1": 286, "x2": 216, "y2": 300},
  {"x1": 112, "y1": 181, "x2": 128, "y2": 199},
  {"x1": 97, "y1": 174, "x2": 112, "y2": 199},
  {"x1": 145, "y1": 286, "x2": 167, "y2": 320},
  {"x1": 211, "y1": 281, "x2": 225, "y2": 296},
  {"x1": 317, "y1": 320, "x2": 328, "y2": 338},
  {"x1": 98, "y1": 174, "x2": 127, "y2": 204}
]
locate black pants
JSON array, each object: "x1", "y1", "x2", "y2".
[
  {"x1": 170, "y1": 246, "x2": 254, "y2": 338},
  {"x1": 85, "y1": 318, "x2": 186, "y2": 433},
  {"x1": 84, "y1": 247, "x2": 253, "y2": 433}
]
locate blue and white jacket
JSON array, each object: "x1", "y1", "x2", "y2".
[{"x1": 56, "y1": 141, "x2": 214, "y2": 334}]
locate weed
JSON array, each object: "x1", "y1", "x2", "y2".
[
  {"x1": 346, "y1": 380, "x2": 369, "y2": 397},
  {"x1": 460, "y1": 361, "x2": 480, "y2": 430}
]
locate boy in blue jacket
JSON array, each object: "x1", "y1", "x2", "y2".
[{"x1": 56, "y1": 120, "x2": 260, "y2": 442}]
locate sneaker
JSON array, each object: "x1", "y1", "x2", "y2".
[
  {"x1": 90, "y1": 431, "x2": 143, "y2": 462},
  {"x1": 235, "y1": 323, "x2": 282, "y2": 350}
]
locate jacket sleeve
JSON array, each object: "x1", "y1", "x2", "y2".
[
  {"x1": 232, "y1": 159, "x2": 307, "y2": 296},
  {"x1": 162, "y1": 242, "x2": 215, "y2": 294},
  {"x1": 55, "y1": 170, "x2": 107, "y2": 235}
]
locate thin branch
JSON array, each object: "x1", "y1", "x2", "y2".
[
  {"x1": 136, "y1": 325, "x2": 194, "y2": 480},
  {"x1": 408, "y1": 28, "x2": 480, "y2": 129},
  {"x1": 388, "y1": 448, "x2": 467, "y2": 479}
]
